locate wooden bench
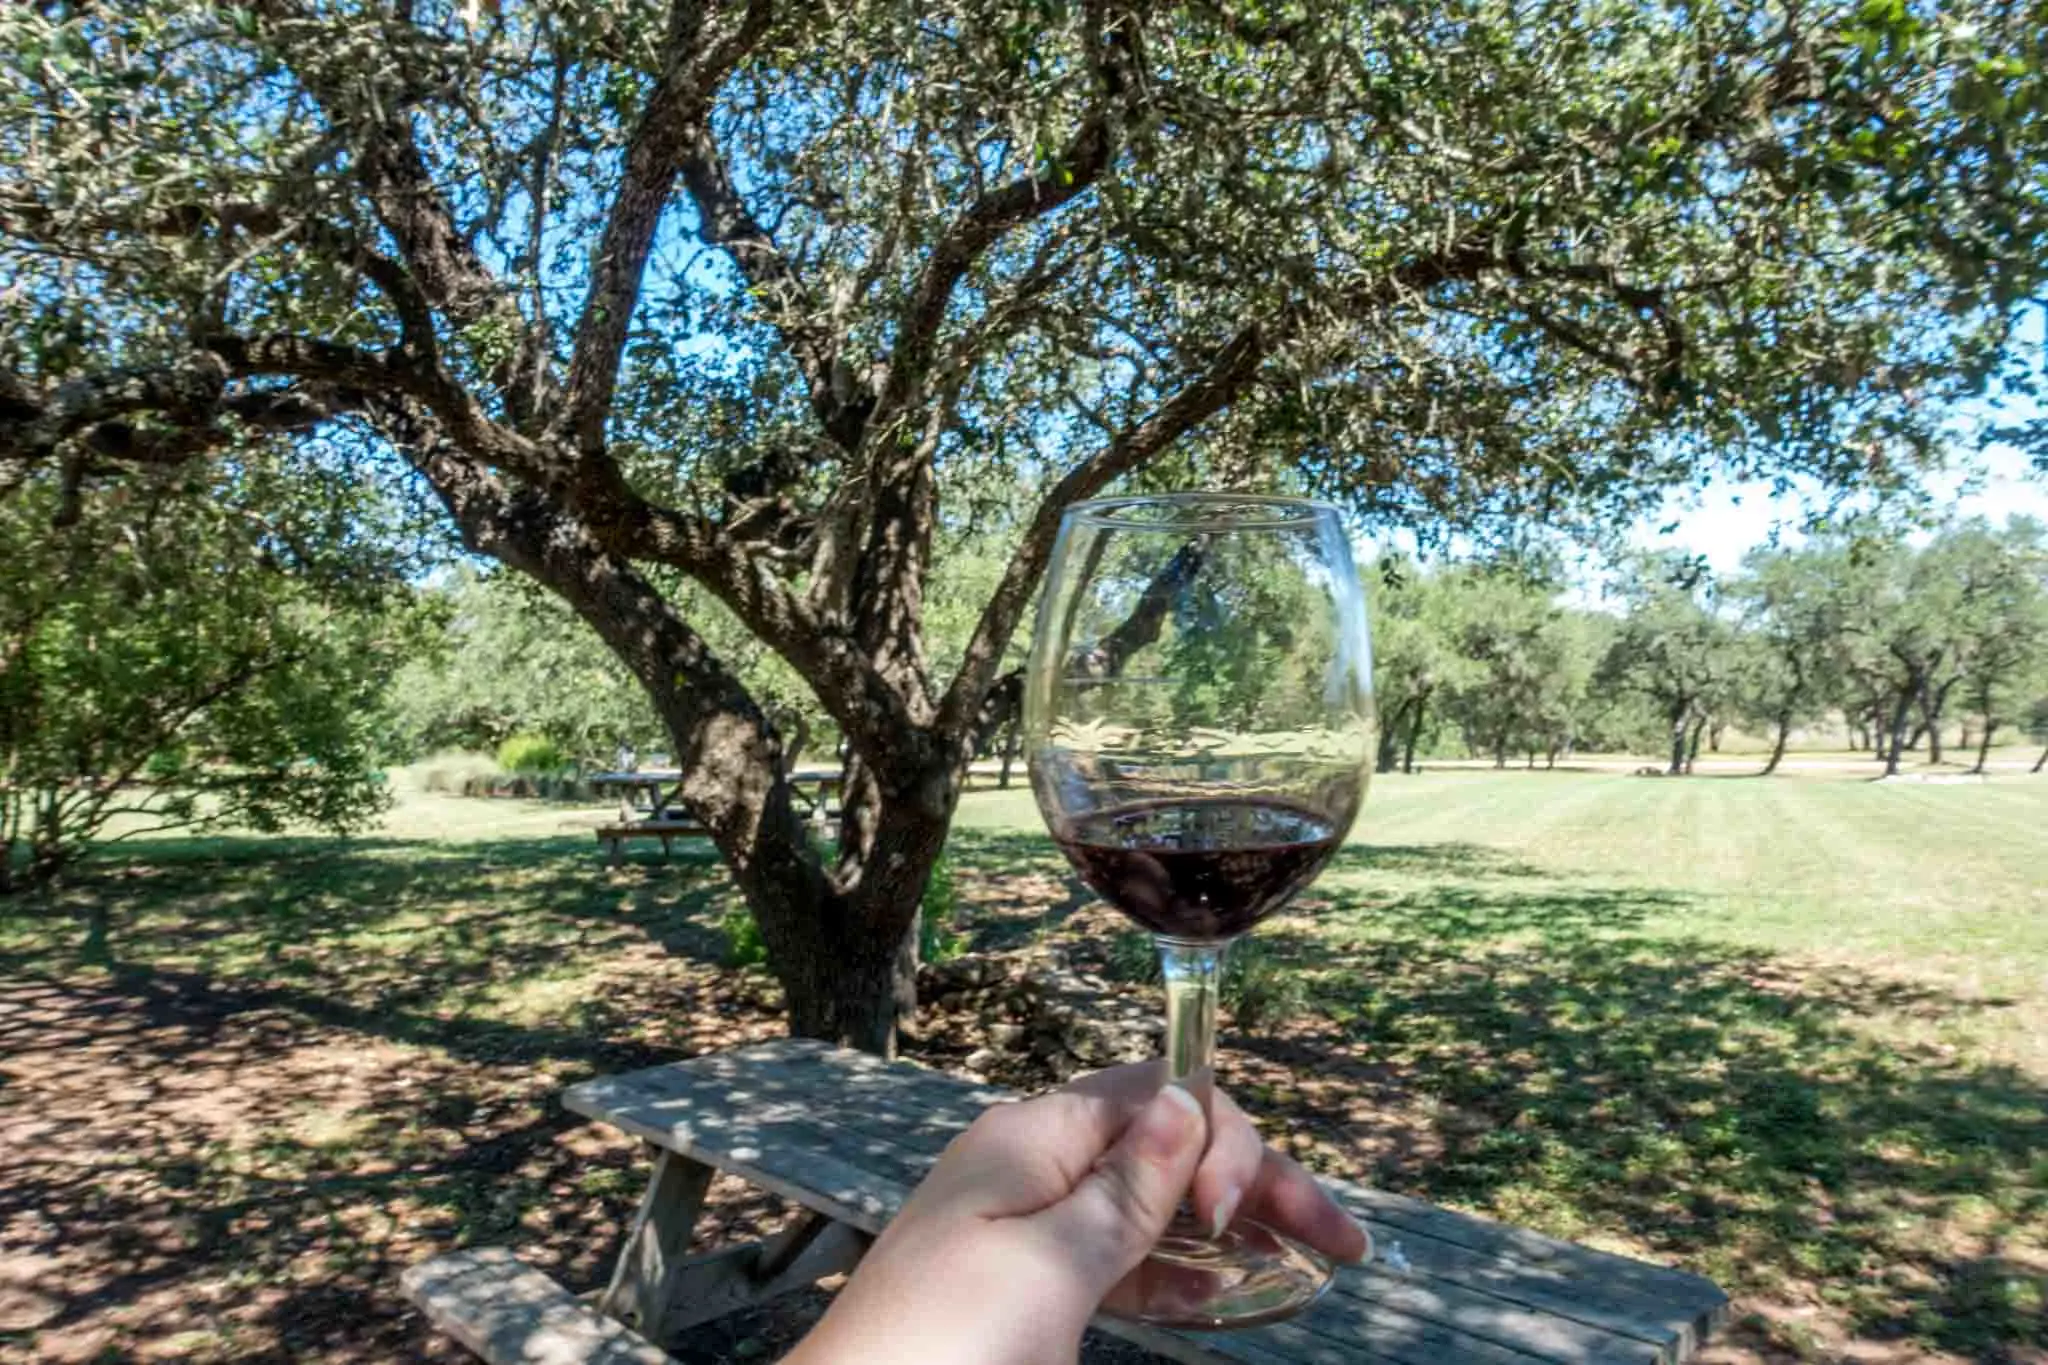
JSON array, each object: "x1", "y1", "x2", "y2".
[
  {"x1": 594, "y1": 820, "x2": 709, "y2": 867},
  {"x1": 404, "y1": 1040, "x2": 1729, "y2": 1365}
]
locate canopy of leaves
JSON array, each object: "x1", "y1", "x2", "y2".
[{"x1": 0, "y1": 439, "x2": 422, "y2": 890}]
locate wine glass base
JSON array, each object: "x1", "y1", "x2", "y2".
[{"x1": 1099, "y1": 1212, "x2": 1337, "y2": 1331}]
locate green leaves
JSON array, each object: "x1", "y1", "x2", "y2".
[{"x1": 1, "y1": 441, "x2": 418, "y2": 887}]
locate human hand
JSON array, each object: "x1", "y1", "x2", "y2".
[{"x1": 783, "y1": 1061, "x2": 1368, "y2": 1365}]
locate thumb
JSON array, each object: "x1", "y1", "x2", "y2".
[{"x1": 1033, "y1": 1083, "x2": 1207, "y2": 1286}]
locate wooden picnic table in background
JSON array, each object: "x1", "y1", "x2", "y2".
[{"x1": 587, "y1": 767, "x2": 845, "y2": 863}]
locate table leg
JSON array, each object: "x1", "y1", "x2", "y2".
[
  {"x1": 650, "y1": 1211, "x2": 871, "y2": 1342},
  {"x1": 600, "y1": 1149, "x2": 716, "y2": 1335}
]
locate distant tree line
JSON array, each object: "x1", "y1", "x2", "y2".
[{"x1": 1372, "y1": 517, "x2": 2048, "y2": 777}]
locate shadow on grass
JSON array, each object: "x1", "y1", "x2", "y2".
[
  {"x1": 942, "y1": 827, "x2": 2048, "y2": 1358},
  {"x1": 5, "y1": 826, "x2": 2046, "y2": 1359},
  {"x1": 0, "y1": 833, "x2": 787, "y2": 1360}
]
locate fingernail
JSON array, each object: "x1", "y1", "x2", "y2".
[
  {"x1": 1130, "y1": 1083, "x2": 1204, "y2": 1160},
  {"x1": 1211, "y1": 1185, "x2": 1241, "y2": 1238},
  {"x1": 1349, "y1": 1217, "x2": 1376, "y2": 1264}
]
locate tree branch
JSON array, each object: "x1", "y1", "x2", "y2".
[
  {"x1": 674, "y1": 109, "x2": 855, "y2": 447},
  {"x1": 936, "y1": 230, "x2": 1508, "y2": 742},
  {"x1": 869, "y1": 0, "x2": 1136, "y2": 429},
  {"x1": 560, "y1": 0, "x2": 774, "y2": 454},
  {"x1": 935, "y1": 318, "x2": 1269, "y2": 740}
]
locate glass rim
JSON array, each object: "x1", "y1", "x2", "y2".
[{"x1": 1066, "y1": 492, "x2": 1344, "y2": 532}]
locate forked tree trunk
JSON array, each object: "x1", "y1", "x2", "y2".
[
  {"x1": 415, "y1": 434, "x2": 939, "y2": 1054},
  {"x1": 1376, "y1": 697, "x2": 1409, "y2": 772}
]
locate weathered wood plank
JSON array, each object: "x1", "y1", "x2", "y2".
[
  {"x1": 1331, "y1": 1188, "x2": 1727, "y2": 1357},
  {"x1": 600, "y1": 1151, "x2": 715, "y2": 1335},
  {"x1": 402, "y1": 1249, "x2": 674, "y2": 1365},
  {"x1": 1321, "y1": 1264, "x2": 1659, "y2": 1365},
  {"x1": 1335, "y1": 1206, "x2": 1718, "y2": 1360},
  {"x1": 653, "y1": 1215, "x2": 871, "y2": 1342},
  {"x1": 567, "y1": 1073, "x2": 911, "y2": 1235},
  {"x1": 564, "y1": 1041, "x2": 1729, "y2": 1365}
]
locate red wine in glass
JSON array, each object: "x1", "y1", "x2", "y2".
[
  {"x1": 1052, "y1": 797, "x2": 1344, "y2": 940},
  {"x1": 1024, "y1": 493, "x2": 1375, "y2": 1330}
]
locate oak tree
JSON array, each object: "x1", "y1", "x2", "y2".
[{"x1": 5, "y1": 0, "x2": 2047, "y2": 1048}]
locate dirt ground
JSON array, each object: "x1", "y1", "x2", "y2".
[{"x1": 0, "y1": 958, "x2": 1175, "y2": 1365}]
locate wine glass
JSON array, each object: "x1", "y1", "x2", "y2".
[{"x1": 1022, "y1": 493, "x2": 1375, "y2": 1330}]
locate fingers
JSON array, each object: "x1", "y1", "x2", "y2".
[
  {"x1": 1190, "y1": 1086, "x2": 1264, "y2": 1237},
  {"x1": 1238, "y1": 1148, "x2": 1372, "y2": 1264},
  {"x1": 1031, "y1": 1082, "x2": 1208, "y2": 1284}
]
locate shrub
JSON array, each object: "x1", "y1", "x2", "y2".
[
  {"x1": 496, "y1": 733, "x2": 566, "y2": 774},
  {"x1": 1223, "y1": 939, "x2": 1309, "y2": 1029},
  {"x1": 919, "y1": 854, "x2": 965, "y2": 964},
  {"x1": 1104, "y1": 929, "x2": 1163, "y2": 985},
  {"x1": 720, "y1": 903, "x2": 768, "y2": 968}
]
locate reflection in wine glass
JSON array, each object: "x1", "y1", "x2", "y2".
[{"x1": 1024, "y1": 494, "x2": 1375, "y2": 1329}]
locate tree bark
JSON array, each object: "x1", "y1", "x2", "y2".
[
  {"x1": 1668, "y1": 705, "x2": 1690, "y2": 776},
  {"x1": 401, "y1": 425, "x2": 935, "y2": 1053},
  {"x1": 2034, "y1": 743, "x2": 2047, "y2": 774},
  {"x1": 1402, "y1": 690, "x2": 1428, "y2": 774},
  {"x1": 1762, "y1": 710, "x2": 1792, "y2": 775},
  {"x1": 1884, "y1": 687, "x2": 1913, "y2": 777},
  {"x1": 998, "y1": 723, "x2": 1019, "y2": 790},
  {"x1": 1684, "y1": 714, "x2": 1707, "y2": 774},
  {"x1": 1915, "y1": 670, "x2": 1960, "y2": 765},
  {"x1": 1973, "y1": 721, "x2": 1997, "y2": 775},
  {"x1": 1376, "y1": 696, "x2": 1412, "y2": 772}
]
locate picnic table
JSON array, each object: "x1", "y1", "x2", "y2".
[
  {"x1": 588, "y1": 767, "x2": 845, "y2": 864},
  {"x1": 403, "y1": 1040, "x2": 1728, "y2": 1365}
]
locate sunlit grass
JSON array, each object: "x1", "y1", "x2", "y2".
[{"x1": 5, "y1": 773, "x2": 2046, "y2": 1360}]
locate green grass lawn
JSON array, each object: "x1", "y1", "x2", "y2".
[{"x1": 3, "y1": 768, "x2": 2045, "y2": 1362}]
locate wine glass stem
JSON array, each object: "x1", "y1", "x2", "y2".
[{"x1": 1157, "y1": 936, "x2": 1228, "y2": 1114}]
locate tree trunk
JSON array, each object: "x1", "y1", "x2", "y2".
[
  {"x1": 1884, "y1": 687, "x2": 1913, "y2": 777},
  {"x1": 766, "y1": 889, "x2": 921, "y2": 1052},
  {"x1": 1377, "y1": 696, "x2": 1414, "y2": 772},
  {"x1": 1668, "y1": 720, "x2": 1688, "y2": 776},
  {"x1": 2034, "y1": 743, "x2": 2047, "y2": 774},
  {"x1": 998, "y1": 723, "x2": 1019, "y2": 790},
  {"x1": 1762, "y1": 710, "x2": 1792, "y2": 776},
  {"x1": 1402, "y1": 688, "x2": 1430, "y2": 775},
  {"x1": 412, "y1": 435, "x2": 929, "y2": 1054},
  {"x1": 1921, "y1": 673, "x2": 1959, "y2": 765},
  {"x1": 1972, "y1": 721, "x2": 1997, "y2": 775},
  {"x1": 1684, "y1": 715, "x2": 1707, "y2": 774},
  {"x1": 1709, "y1": 722, "x2": 1723, "y2": 753}
]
